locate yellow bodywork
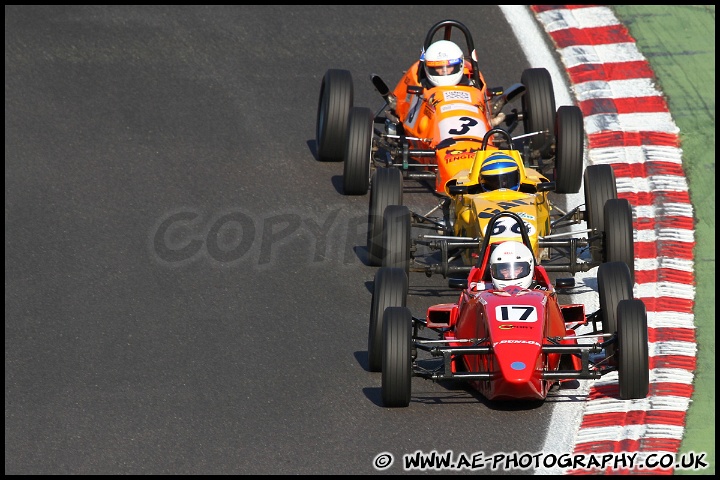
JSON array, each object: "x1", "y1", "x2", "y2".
[{"x1": 448, "y1": 149, "x2": 552, "y2": 264}]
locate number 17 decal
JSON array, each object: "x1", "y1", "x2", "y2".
[{"x1": 495, "y1": 305, "x2": 538, "y2": 322}]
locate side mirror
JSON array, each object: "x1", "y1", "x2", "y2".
[
  {"x1": 488, "y1": 86, "x2": 504, "y2": 97},
  {"x1": 371, "y1": 74, "x2": 390, "y2": 97},
  {"x1": 448, "y1": 184, "x2": 469, "y2": 195},
  {"x1": 448, "y1": 278, "x2": 468, "y2": 290},
  {"x1": 372, "y1": 74, "x2": 397, "y2": 110},
  {"x1": 554, "y1": 278, "x2": 575, "y2": 289},
  {"x1": 536, "y1": 181, "x2": 555, "y2": 192},
  {"x1": 407, "y1": 85, "x2": 423, "y2": 95},
  {"x1": 502, "y1": 83, "x2": 526, "y2": 104}
]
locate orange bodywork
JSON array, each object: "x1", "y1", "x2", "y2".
[{"x1": 391, "y1": 60, "x2": 495, "y2": 194}]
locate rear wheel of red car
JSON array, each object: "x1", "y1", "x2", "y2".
[
  {"x1": 616, "y1": 299, "x2": 649, "y2": 399},
  {"x1": 316, "y1": 69, "x2": 353, "y2": 162},
  {"x1": 382, "y1": 205, "x2": 411, "y2": 279},
  {"x1": 598, "y1": 261, "x2": 633, "y2": 366},
  {"x1": 382, "y1": 306, "x2": 412, "y2": 408},
  {"x1": 521, "y1": 68, "x2": 556, "y2": 159},
  {"x1": 368, "y1": 267, "x2": 408, "y2": 372},
  {"x1": 553, "y1": 105, "x2": 584, "y2": 194},
  {"x1": 584, "y1": 164, "x2": 617, "y2": 264},
  {"x1": 343, "y1": 107, "x2": 374, "y2": 195},
  {"x1": 603, "y1": 198, "x2": 635, "y2": 282},
  {"x1": 367, "y1": 168, "x2": 403, "y2": 266}
]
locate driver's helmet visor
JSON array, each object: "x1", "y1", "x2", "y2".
[
  {"x1": 482, "y1": 169, "x2": 520, "y2": 191},
  {"x1": 491, "y1": 261, "x2": 531, "y2": 280},
  {"x1": 426, "y1": 58, "x2": 463, "y2": 77}
]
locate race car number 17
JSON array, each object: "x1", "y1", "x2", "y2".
[{"x1": 495, "y1": 305, "x2": 538, "y2": 322}]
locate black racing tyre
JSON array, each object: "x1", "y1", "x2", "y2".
[
  {"x1": 521, "y1": 68, "x2": 556, "y2": 159},
  {"x1": 343, "y1": 107, "x2": 374, "y2": 195},
  {"x1": 367, "y1": 168, "x2": 403, "y2": 266},
  {"x1": 616, "y1": 299, "x2": 649, "y2": 400},
  {"x1": 584, "y1": 164, "x2": 617, "y2": 263},
  {"x1": 553, "y1": 105, "x2": 584, "y2": 194},
  {"x1": 603, "y1": 198, "x2": 635, "y2": 282},
  {"x1": 316, "y1": 69, "x2": 353, "y2": 162},
  {"x1": 381, "y1": 306, "x2": 413, "y2": 408},
  {"x1": 597, "y1": 261, "x2": 633, "y2": 366},
  {"x1": 381, "y1": 205, "x2": 411, "y2": 279},
  {"x1": 368, "y1": 267, "x2": 408, "y2": 372}
]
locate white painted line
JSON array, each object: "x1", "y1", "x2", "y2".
[
  {"x1": 575, "y1": 424, "x2": 687, "y2": 442},
  {"x1": 559, "y1": 42, "x2": 646, "y2": 67},
  {"x1": 536, "y1": 7, "x2": 622, "y2": 31},
  {"x1": 636, "y1": 283, "x2": 696, "y2": 300},
  {"x1": 634, "y1": 228, "x2": 695, "y2": 243},
  {"x1": 584, "y1": 395, "x2": 692, "y2": 413},
  {"x1": 635, "y1": 257, "x2": 694, "y2": 272},
  {"x1": 574, "y1": 78, "x2": 664, "y2": 99},
  {"x1": 584, "y1": 112, "x2": 680, "y2": 135},
  {"x1": 634, "y1": 204, "x2": 694, "y2": 218},
  {"x1": 588, "y1": 145, "x2": 684, "y2": 165}
]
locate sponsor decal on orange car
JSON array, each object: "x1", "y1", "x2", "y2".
[
  {"x1": 444, "y1": 149, "x2": 479, "y2": 163},
  {"x1": 440, "y1": 103, "x2": 480, "y2": 114},
  {"x1": 442, "y1": 89, "x2": 472, "y2": 103}
]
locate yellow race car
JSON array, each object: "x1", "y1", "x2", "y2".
[{"x1": 373, "y1": 128, "x2": 635, "y2": 282}]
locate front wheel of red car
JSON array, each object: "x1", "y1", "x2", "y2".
[
  {"x1": 316, "y1": 69, "x2": 353, "y2": 162},
  {"x1": 616, "y1": 299, "x2": 649, "y2": 400},
  {"x1": 343, "y1": 107, "x2": 374, "y2": 195},
  {"x1": 553, "y1": 105, "x2": 584, "y2": 194},
  {"x1": 382, "y1": 306, "x2": 412, "y2": 408},
  {"x1": 368, "y1": 267, "x2": 408, "y2": 372}
]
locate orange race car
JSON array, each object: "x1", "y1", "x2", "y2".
[{"x1": 315, "y1": 18, "x2": 583, "y2": 198}]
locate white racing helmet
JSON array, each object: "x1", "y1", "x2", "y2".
[
  {"x1": 489, "y1": 241, "x2": 535, "y2": 290},
  {"x1": 422, "y1": 40, "x2": 464, "y2": 87}
]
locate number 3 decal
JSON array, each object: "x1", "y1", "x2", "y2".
[{"x1": 448, "y1": 116, "x2": 478, "y2": 136}]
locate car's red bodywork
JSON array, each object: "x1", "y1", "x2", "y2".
[
  {"x1": 425, "y1": 234, "x2": 584, "y2": 401},
  {"x1": 428, "y1": 270, "x2": 583, "y2": 401},
  {"x1": 370, "y1": 211, "x2": 650, "y2": 408}
]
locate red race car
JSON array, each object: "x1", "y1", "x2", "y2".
[{"x1": 368, "y1": 211, "x2": 649, "y2": 408}]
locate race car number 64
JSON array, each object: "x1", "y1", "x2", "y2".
[{"x1": 495, "y1": 305, "x2": 538, "y2": 322}]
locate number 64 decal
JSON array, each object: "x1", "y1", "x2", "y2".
[{"x1": 495, "y1": 305, "x2": 538, "y2": 322}]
